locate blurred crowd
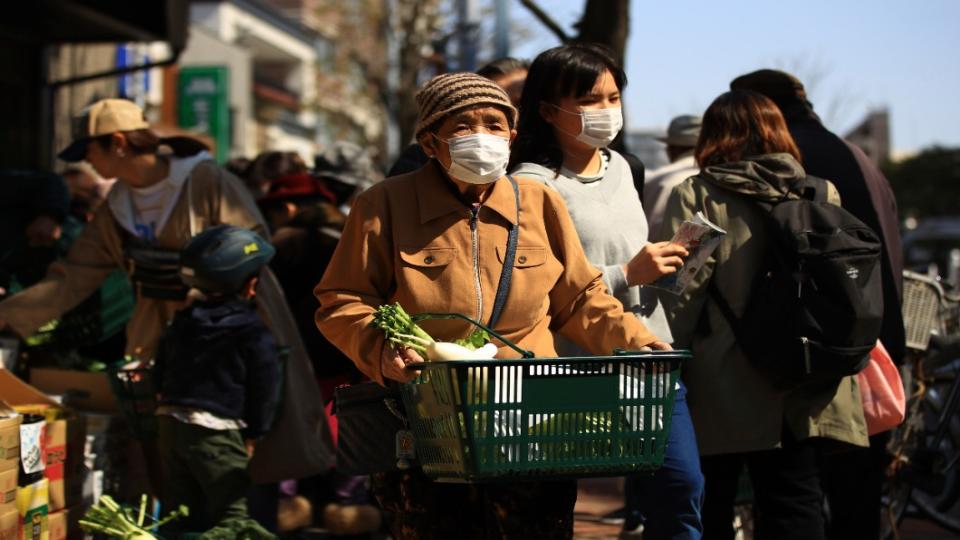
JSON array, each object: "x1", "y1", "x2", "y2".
[{"x1": 0, "y1": 41, "x2": 908, "y2": 540}]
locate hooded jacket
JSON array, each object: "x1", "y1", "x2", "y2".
[
  {"x1": 155, "y1": 299, "x2": 281, "y2": 439},
  {"x1": 657, "y1": 153, "x2": 869, "y2": 455}
]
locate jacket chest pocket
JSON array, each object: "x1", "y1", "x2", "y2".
[
  {"x1": 496, "y1": 245, "x2": 546, "y2": 268},
  {"x1": 396, "y1": 246, "x2": 460, "y2": 314},
  {"x1": 400, "y1": 246, "x2": 457, "y2": 269}
]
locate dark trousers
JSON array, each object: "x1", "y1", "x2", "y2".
[
  {"x1": 626, "y1": 381, "x2": 705, "y2": 539},
  {"x1": 820, "y1": 432, "x2": 889, "y2": 540},
  {"x1": 372, "y1": 468, "x2": 577, "y2": 539},
  {"x1": 157, "y1": 416, "x2": 252, "y2": 533},
  {"x1": 701, "y1": 436, "x2": 825, "y2": 540}
]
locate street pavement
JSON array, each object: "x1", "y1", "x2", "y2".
[{"x1": 573, "y1": 478, "x2": 960, "y2": 540}]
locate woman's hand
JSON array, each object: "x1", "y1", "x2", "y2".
[
  {"x1": 648, "y1": 340, "x2": 673, "y2": 351},
  {"x1": 622, "y1": 242, "x2": 689, "y2": 287},
  {"x1": 380, "y1": 345, "x2": 425, "y2": 383}
]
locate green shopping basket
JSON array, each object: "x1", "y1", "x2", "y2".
[{"x1": 400, "y1": 313, "x2": 688, "y2": 482}]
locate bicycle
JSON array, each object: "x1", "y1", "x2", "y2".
[{"x1": 881, "y1": 270, "x2": 960, "y2": 539}]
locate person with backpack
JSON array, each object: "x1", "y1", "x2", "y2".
[
  {"x1": 656, "y1": 90, "x2": 873, "y2": 540},
  {"x1": 509, "y1": 43, "x2": 703, "y2": 540},
  {"x1": 731, "y1": 69, "x2": 904, "y2": 540}
]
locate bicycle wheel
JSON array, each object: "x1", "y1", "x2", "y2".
[{"x1": 909, "y1": 378, "x2": 960, "y2": 534}]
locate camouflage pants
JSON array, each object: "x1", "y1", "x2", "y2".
[{"x1": 371, "y1": 469, "x2": 577, "y2": 539}]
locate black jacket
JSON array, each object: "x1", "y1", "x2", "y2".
[
  {"x1": 155, "y1": 299, "x2": 281, "y2": 438},
  {"x1": 784, "y1": 105, "x2": 906, "y2": 363}
]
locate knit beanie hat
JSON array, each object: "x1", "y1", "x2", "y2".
[{"x1": 415, "y1": 72, "x2": 518, "y2": 138}]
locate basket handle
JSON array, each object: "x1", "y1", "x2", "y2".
[{"x1": 411, "y1": 312, "x2": 535, "y2": 359}]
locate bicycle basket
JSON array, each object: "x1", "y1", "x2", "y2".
[
  {"x1": 398, "y1": 313, "x2": 687, "y2": 482},
  {"x1": 902, "y1": 271, "x2": 944, "y2": 351},
  {"x1": 107, "y1": 367, "x2": 158, "y2": 441}
]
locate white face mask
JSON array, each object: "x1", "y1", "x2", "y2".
[
  {"x1": 576, "y1": 107, "x2": 623, "y2": 148},
  {"x1": 437, "y1": 133, "x2": 511, "y2": 185}
]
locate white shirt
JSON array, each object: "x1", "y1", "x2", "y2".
[
  {"x1": 643, "y1": 154, "x2": 699, "y2": 237},
  {"x1": 107, "y1": 151, "x2": 213, "y2": 242}
]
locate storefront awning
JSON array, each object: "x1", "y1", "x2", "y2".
[{"x1": 2, "y1": 0, "x2": 187, "y2": 49}]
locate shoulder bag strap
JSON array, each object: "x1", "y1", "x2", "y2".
[
  {"x1": 487, "y1": 175, "x2": 521, "y2": 329},
  {"x1": 707, "y1": 275, "x2": 748, "y2": 347}
]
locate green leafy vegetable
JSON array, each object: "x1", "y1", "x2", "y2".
[{"x1": 454, "y1": 330, "x2": 491, "y2": 351}]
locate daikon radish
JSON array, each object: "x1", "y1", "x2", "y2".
[{"x1": 370, "y1": 303, "x2": 498, "y2": 361}]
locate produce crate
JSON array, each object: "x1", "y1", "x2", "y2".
[{"x1": 400, "y1": 314, "x2": 687, "y2": 482}]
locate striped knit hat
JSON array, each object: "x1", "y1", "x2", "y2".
[{"x1": 415, "y1": 72, "x2": 518, "y2": 138}]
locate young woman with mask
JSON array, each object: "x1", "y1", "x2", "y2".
[
  {"x1": 510, "y1": 44, "x2": 704, "y2": 540},
  {"x1": 316, "y1": 72, "x2": 670, "y2": 539}
]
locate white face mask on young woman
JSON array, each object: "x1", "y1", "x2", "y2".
[
  {"x1": 576, "y1": 107, "x2": 623, "y2": 148},
  {"x1": 550, "y1": 105, "x2": 624, "y2": 148},
  {"x1": 437, "y1": 133, "x2": 511, "y2": 185}
]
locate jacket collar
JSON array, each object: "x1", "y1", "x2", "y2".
[{"x1": 415, "y1": 160, "x2": 519, "y2": 226}]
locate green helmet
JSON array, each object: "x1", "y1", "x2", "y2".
[{"x1": 179, "y1": 225, "x2": 275, "y2": 294}]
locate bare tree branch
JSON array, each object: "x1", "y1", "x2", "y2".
[{"x1": 519, "y1": 0, "x2": 571, "y2": 43}]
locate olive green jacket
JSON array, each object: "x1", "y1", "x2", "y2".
[{"x1": 657, "y1": 153, "x2": 869, "y2": 455}]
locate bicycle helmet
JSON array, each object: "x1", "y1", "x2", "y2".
[{"x1": 179, "y1": 225, "x2": 275, "y2": 294}]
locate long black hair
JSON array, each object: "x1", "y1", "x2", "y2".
[{"x1": 508, "y1": 43, "x2": 627, "y2": 171}]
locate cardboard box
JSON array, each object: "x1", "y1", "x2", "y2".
[
  {"x1": 0, "y1": 468, "x2": 15, "y2": 513},
  {"x1": 0, "y1": 405, "x2": 20, "y2": 474},
  {"x1": 0, "y1": 372, "x2": 85, "y2": 514},
  {"x1": 0, "y1": 506, "x2": 16, "y2": 540},
  {"x1": 41, "y1": 417, "x2": 85, "y2": 513},
  {"x1": 15, "y1": 479, "x2": 48, "y2": 540},
  {"x1": 27, "y1": 370, "x2": 116, "y2": 414},
  {"x1": 44, "y1": 510, "x2": 63, "y2": 540}
]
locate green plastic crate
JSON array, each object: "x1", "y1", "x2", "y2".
[{"x1": 400, "y1": 349, "x2": 687, "y2": 482}]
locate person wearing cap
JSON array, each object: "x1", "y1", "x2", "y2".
[
  {"x1": 316, "y1": 72, "x2": 669, "y2": 538},
  {"x1": 644, "y1": 115, "x2": 702, "y2": 235},
  {"x1": 0, "y1": 98, "x2": 333, "y2": 488},
  {"x1": 731, "y1": 69, "x2": 905, "y2": 540}
]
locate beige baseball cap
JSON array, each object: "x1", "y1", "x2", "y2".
[{"x1": 58, "y1": 98, "x2": 151, "y2": 162}]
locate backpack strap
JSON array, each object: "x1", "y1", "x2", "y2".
[
  {"x1": 487, "y1": 175, "x2": 521, "y2": 329},
  {"x1": 789, "y1": 175, "x2": 829, "y2": 203},
  {"x1": 707, "y1": 276, "x2": 749, "y2": 347}
]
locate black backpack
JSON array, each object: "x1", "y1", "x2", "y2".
[{"x1": 710, "y1": 176, "x2": 883, "y2": 389}]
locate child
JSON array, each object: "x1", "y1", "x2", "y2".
[{"x1": 154, "y1": 224, "x2": 281, "y2": 538}]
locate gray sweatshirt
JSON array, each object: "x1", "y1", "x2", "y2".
[{"x1": 512, "y1": 150, "x2": 673, "y2": 354}]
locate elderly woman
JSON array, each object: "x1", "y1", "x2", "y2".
[{"x1": 316, "y1": 73, "x2": 668, "y2": 539}]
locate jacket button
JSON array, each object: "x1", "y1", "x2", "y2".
[
  {"x1": 518, "y1": 255, "x2": 527, "y2": 264},
  {"x1": 424, "y1": 255, "x2": 435, "y2": 264}
]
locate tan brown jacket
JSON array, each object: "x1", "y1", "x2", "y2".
[
  {"x1": 0, "y1": 160, "x2": 262, "y2": 357},
  {"x1": 315, "y1": 161, "x2": 658, "y2": 384},
  {"x1": 0, "y1": 160, "x2": 333, "y2": 482}
]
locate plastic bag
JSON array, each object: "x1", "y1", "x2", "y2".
[{"x1": 857, "y1": 340, "x2": 906, "y2": 435}]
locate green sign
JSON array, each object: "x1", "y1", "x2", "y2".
[{"x1": 178, "y1": 66, "x2": 230, "y2": 162}]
